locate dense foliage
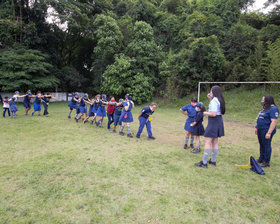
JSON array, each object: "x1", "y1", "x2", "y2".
[{"x1": 0, "y1": 0, "x2": 279, "y2": 102}]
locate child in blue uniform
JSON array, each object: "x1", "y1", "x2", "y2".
[
  {"x1": 3, "y1": 96, "x2": 11, "y2": 118},
  {"x1": 76, "y1": 93, "x2": 89, "y2": 122},
  {"x1": 31, "y1": 91, "x2": 44, "y2": 116},
  {"x1": 83, "y1": 97, "x2": 95, "y2": 124},
  {"x1": 119, "y1": 94, "x2": 135, "y2": 138},
  {"x1": 112, "y1": 99, "x2": 124, "y2": 133},
  {"x1": 68, "y1": 92, "x2": 79, "y2": 119},
  {"x1": 190, "y1": 102, "x2": 206, "y2": 153},
  {"x1": 180, "y1": 97, "x2": 198, "y2": 149},
  {"x1": 10, "y1": 91, "x2": 26, "y2": 118},
  {"x1": 96, "y1": 94, "x2": 107, "y2": 128},
  {"x1": 23, "y1": 90, "x2": 35, "y2": 115},
  {"x1": 42, "y1": 93, "x2": 55, "y2": 116},
  {"x1": 255, "y1": 95, "x2": 279, "y2": 167},
  {"x1": 136, "y1": 102, "x2": 157, "y2": 139}
]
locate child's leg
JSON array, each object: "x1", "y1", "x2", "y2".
[
  {"x1": 146, "y1": 120, "x2": 153, "y2": 138},
  {"x1": 185, "y1": 131, "x2": 190, "y2": 146},
  {"x1": 3, "y1": 108, "x2": 6, "y2": 118},
  {"x1": 120, "y1": 123, "x2": 125, "y2": 133},
  {"x1": 38, "y1": 110, "x2": 41, "y2": 116},
  {"x1": 99, "y1": 117, "x2": 104, "y2": 127},
  {"x1": 14, "y1": 111, "x2": 17, "y2": 118},
  {"x1": 195, "y1": 136, "x2": 200, "y2": 148},
  {"x1": 68, "y1": 109, "x2": 72, "y2": 118},
  {"x1": 190, "y1": 133, "x2": 194, "y2": 146}
]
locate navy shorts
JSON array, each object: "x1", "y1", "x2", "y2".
[{"x1": 23, "y1": 101, "x2": 31, "y2": 109}]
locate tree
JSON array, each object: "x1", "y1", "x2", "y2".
[{"x1": 0, "y1": 47, "x2": 58, "y2": 91}]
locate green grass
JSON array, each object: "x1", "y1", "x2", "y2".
[{"x1": 0, "y1": 88, "x2": 279, "y2": 223}]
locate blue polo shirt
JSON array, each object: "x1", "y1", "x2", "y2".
[
  {"x1": 180, "y1": 104, "x2": 196, "y2": 118},
  {"x1": 140, "y1": 106, "x2": 154, "y2": 119},
  {"x1": 256, "y1": 105, "x2": 279, "y2": 130},
  {"x1": 34, "y1": 96, "x2": 41, "y2": 104}
]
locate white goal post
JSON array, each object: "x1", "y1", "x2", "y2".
[{"x1": 197, "y1": 81, "x2": 280, "y2": 101}]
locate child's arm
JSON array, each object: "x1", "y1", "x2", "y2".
[
  {"x1": 116, "y1": 102, "x2": 122, "y2": 106},
  {"x1": 180, "y1": 109, "x2": 189, "y2": 119},
  {"x1": 73, "y1": 97, "x2": 80, "y2": 102},
  {"x1": 138, "y1": 112, "x2": 143, "y2": 120},
  {"x1": 130, "y1": 101, "x2": 135, "y2": 109},
  {"x1": 124, "y1": 102, "x2": 130, "y2": 111},
  {"x1": 190, "y1": 121, "x2": 197, "y2": 127},
  {"x1": 18, "y1": 95, "x2": 27, "y2": 98}
]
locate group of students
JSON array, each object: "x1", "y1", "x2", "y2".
[
  {"x1": 1, "y1": 90, "x2": 55, "y2": 118},
  {"x1": 67, "y1": 93, "x2": 157, "y2": 139},
  {"x1": 2, "y1": 85, "x2": 278, "y2": 169}
]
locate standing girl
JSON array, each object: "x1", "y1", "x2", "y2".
[
  {"x1": 96, "y1": 94, "x2": 107, "y2": 128},
  {"x1": 67, "y1": 92, "x2": 79, "y2": 119},
  {"x1": 255, "y1": 95, "x2": 279, "y2": 167},
  {"x1": 31, "y1": 91, "x2": 44, "y2": 116},
  {"x1": 190, "y1": 102, "x2": 206, "y2": 153},
  {"x1": 119, "y1": 94, "x2": 134, "y2": 138},
  {"x1": 10, "y1": 91, "x2": 26, "y2": 118},
  {"x1": 106, "y1": 96, "x2": 117, "y2": 131},
  {"x1": 42, "y1": 93, "x2": 55, "y2": 116},
  {"x1": 23, "y1": 90, "x2": 35, "y2": 115},
  {"x1": 195, "y1": 86, "x2": 225, "y2": 168},
  {"x1": 3, "y1": 96, "x2": 11, "y2": 118},
  {"x1": 180, "y1": 97, "x2": 198, "y2": 149},
  {"x1": 112, "y1": 99, "x2": 124, "y2": 133},
  {"x1": 76, "y1": 93, "x2": 89, "y2": 122}
]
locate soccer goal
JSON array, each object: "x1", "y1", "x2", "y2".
[{"x1": 197, "y1": 81, "x2": 280, "y2": 101}]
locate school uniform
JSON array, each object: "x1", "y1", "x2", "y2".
[
  {"x1": 23, "y1": 93, "x2": 32, "y2": 109},
  {"x1": 33, "y1": 96, "x2": 41, "y2": 111},
  {"x1": 96, "y1": 100, "x2": 106, "y2": 117},
  {"x1": 42, "y1": 96, "x2": 51, "y2": 115},
  {"x1": 88, "y1": 104, "x2": 95, "y2": 117},
  {"x1": 136, "y1": 106, "x2": 154, "y2": 138},
  {"x1": 68, "y1": 96, "x2": 79, "y2": 110},
  {"x1": 79, "y1": 97, "x2": 88, "y2": 114},
  {"x1": 10, "y1": 96, "x2": 18, "y2": 112},
  {"x1": 119, "y1": 101, "x2": 133, "y2": 123},
  {"x1": 181, "y1": 104, "x2": 196, "y2": 132},
  {"x1": 114, "y1": 105, "x2": 123, "y2": 126},
  {"x1": 204, "y1": 97, "x2": 224, "y2": 138},
  {"x1": 107, "y1": 101, "x2": 116, "y2": 129},
  {"x1": 193, "y1": 111, "x2": 205, "y2": 136},
  {"x1": 256, "y1": 105, "x2": 279, "y2": 164},
  {"x1": 3, "y1": 99, "x2": 10, "y2": 117},
  {"x1": 92, "y1": 101, "x2": 99, "y2": 115}
]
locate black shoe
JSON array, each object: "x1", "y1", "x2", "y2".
[
  {"x1": 68, "y1": 115, "x2": 71, "y2": 119},
  {"x1": 194, "y1": 161, "x2": 208, "y2": 168},
  {"x1": 90, "y1": 120, "x2": 94, "y2": 125},
  {"x1": 127, "y1": 133, "x2": 133, "y2": 138},
  {"x1": 75, "y1": 118, "x2": 78, "y2": 123},
  {"x1": 191, "y1": 148, "x2": 201, "y2": 154},
  {"x1": 148, "y1": 136, "x2": 155, "y2": 140},
  {"x1": 190, "y1": 144, "x2": 194, "y2": 149},
  {"x1": 119, "y1": 132, "x2": 124, "y2": 136},
  {"x1": 260, "y1": 162, "x2": 270, "y2": 167},
  {"x1": 83, "y1": 120, "x2": 88, "y2": 124},
  {"x1": 208, "y1": 159, "x2": 216, "y2": 166},
  {"x1": 257, "y1": 158, "x2": 263, "y2": 164},
  {"x1": 112, "y1": 129, "x2": 116, "y2": 133},
  {"x1": 95, "y1": 121, "x2": 99, "y2": 127},
  {"x1": 184, "y1": 144, "x2": 188, "y2": 149},
  {"x1": 136, "y1": 135, "x2": 140, "y2": 138}
]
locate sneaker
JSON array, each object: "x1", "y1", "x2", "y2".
[
  {"x1": 31, "y1": 112, "x2": 34, "y2": 116},
  {"x1": 68, "y1": 115, "x2": 71, "y2": 119},
  {"x1": 183, "y1": 144, "x2": 188, "y2": 149},
  {"x1": 194, "y1": 161, "x2": 208, "y2": 168},
  {"x1": 119, "y1": 132, "x2": 124, "y2": 136},
  {"x1": 208, "y1": 159, "x2": 216, "y2": 166},
  {"x1": 83, "y1": 120, "x2": 88, "y2": 124},
  {"x1": 112, "y1": 129, "x2": 116, "y2": 133},
  {"x1": 148, "y1": 136, "x2": 156, "y2": 140},
  {"x1": 191, "y1": 148, "x2": 201, "y2": 154},
  {"x1": 127, "y1": 133, "x2": 133, "y2": 138},
  {"x1": 136, "y1": 135, "x2": 140, "y2": 139},
  {"x1": 95, "y1": 121, "x2": 99, "y2": 127},
  {"x1": 190, "y1": 144, "x2": 194, "y2": 149},
  {"x1": 260, "y1": 162, "x2": 270, "y2": 168}
]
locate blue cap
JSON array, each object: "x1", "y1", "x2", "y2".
[
  {"x1": 27, "y1": 90, "x2": 31, "y2": 93},
  {"x1": 74, "y1": 92, "x2": 79, "y2": 96},
  {"x1": 196, "y1": 102, "x2": 204, "y2": 108},
  {"x1": 119, "y1": 98, "x2": 124, "y2": 102},
  {"x1": 15, "y1": 91, "x2": 19, "y2": 94},
  {"x1": 125, "y1": 94, "x2": 130, "y2": 98},
  {"x1": 84, "y1": 93, "x2": 88, "y2": 98},
  {"x1": 102, "y1": 94, "x2": 106, "y2": 100}
]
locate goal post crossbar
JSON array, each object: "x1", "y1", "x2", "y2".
[{"x1": 197, "y1": 81, "x2": 280, "y2": 101}]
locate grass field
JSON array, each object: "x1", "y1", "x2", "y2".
[{"x1": 0, "y1": 88, "x2": 280, "y2": 223}]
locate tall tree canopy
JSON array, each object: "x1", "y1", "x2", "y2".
[{"x1": 0, "y1": 0, "x2": 279, "y2": 102}]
